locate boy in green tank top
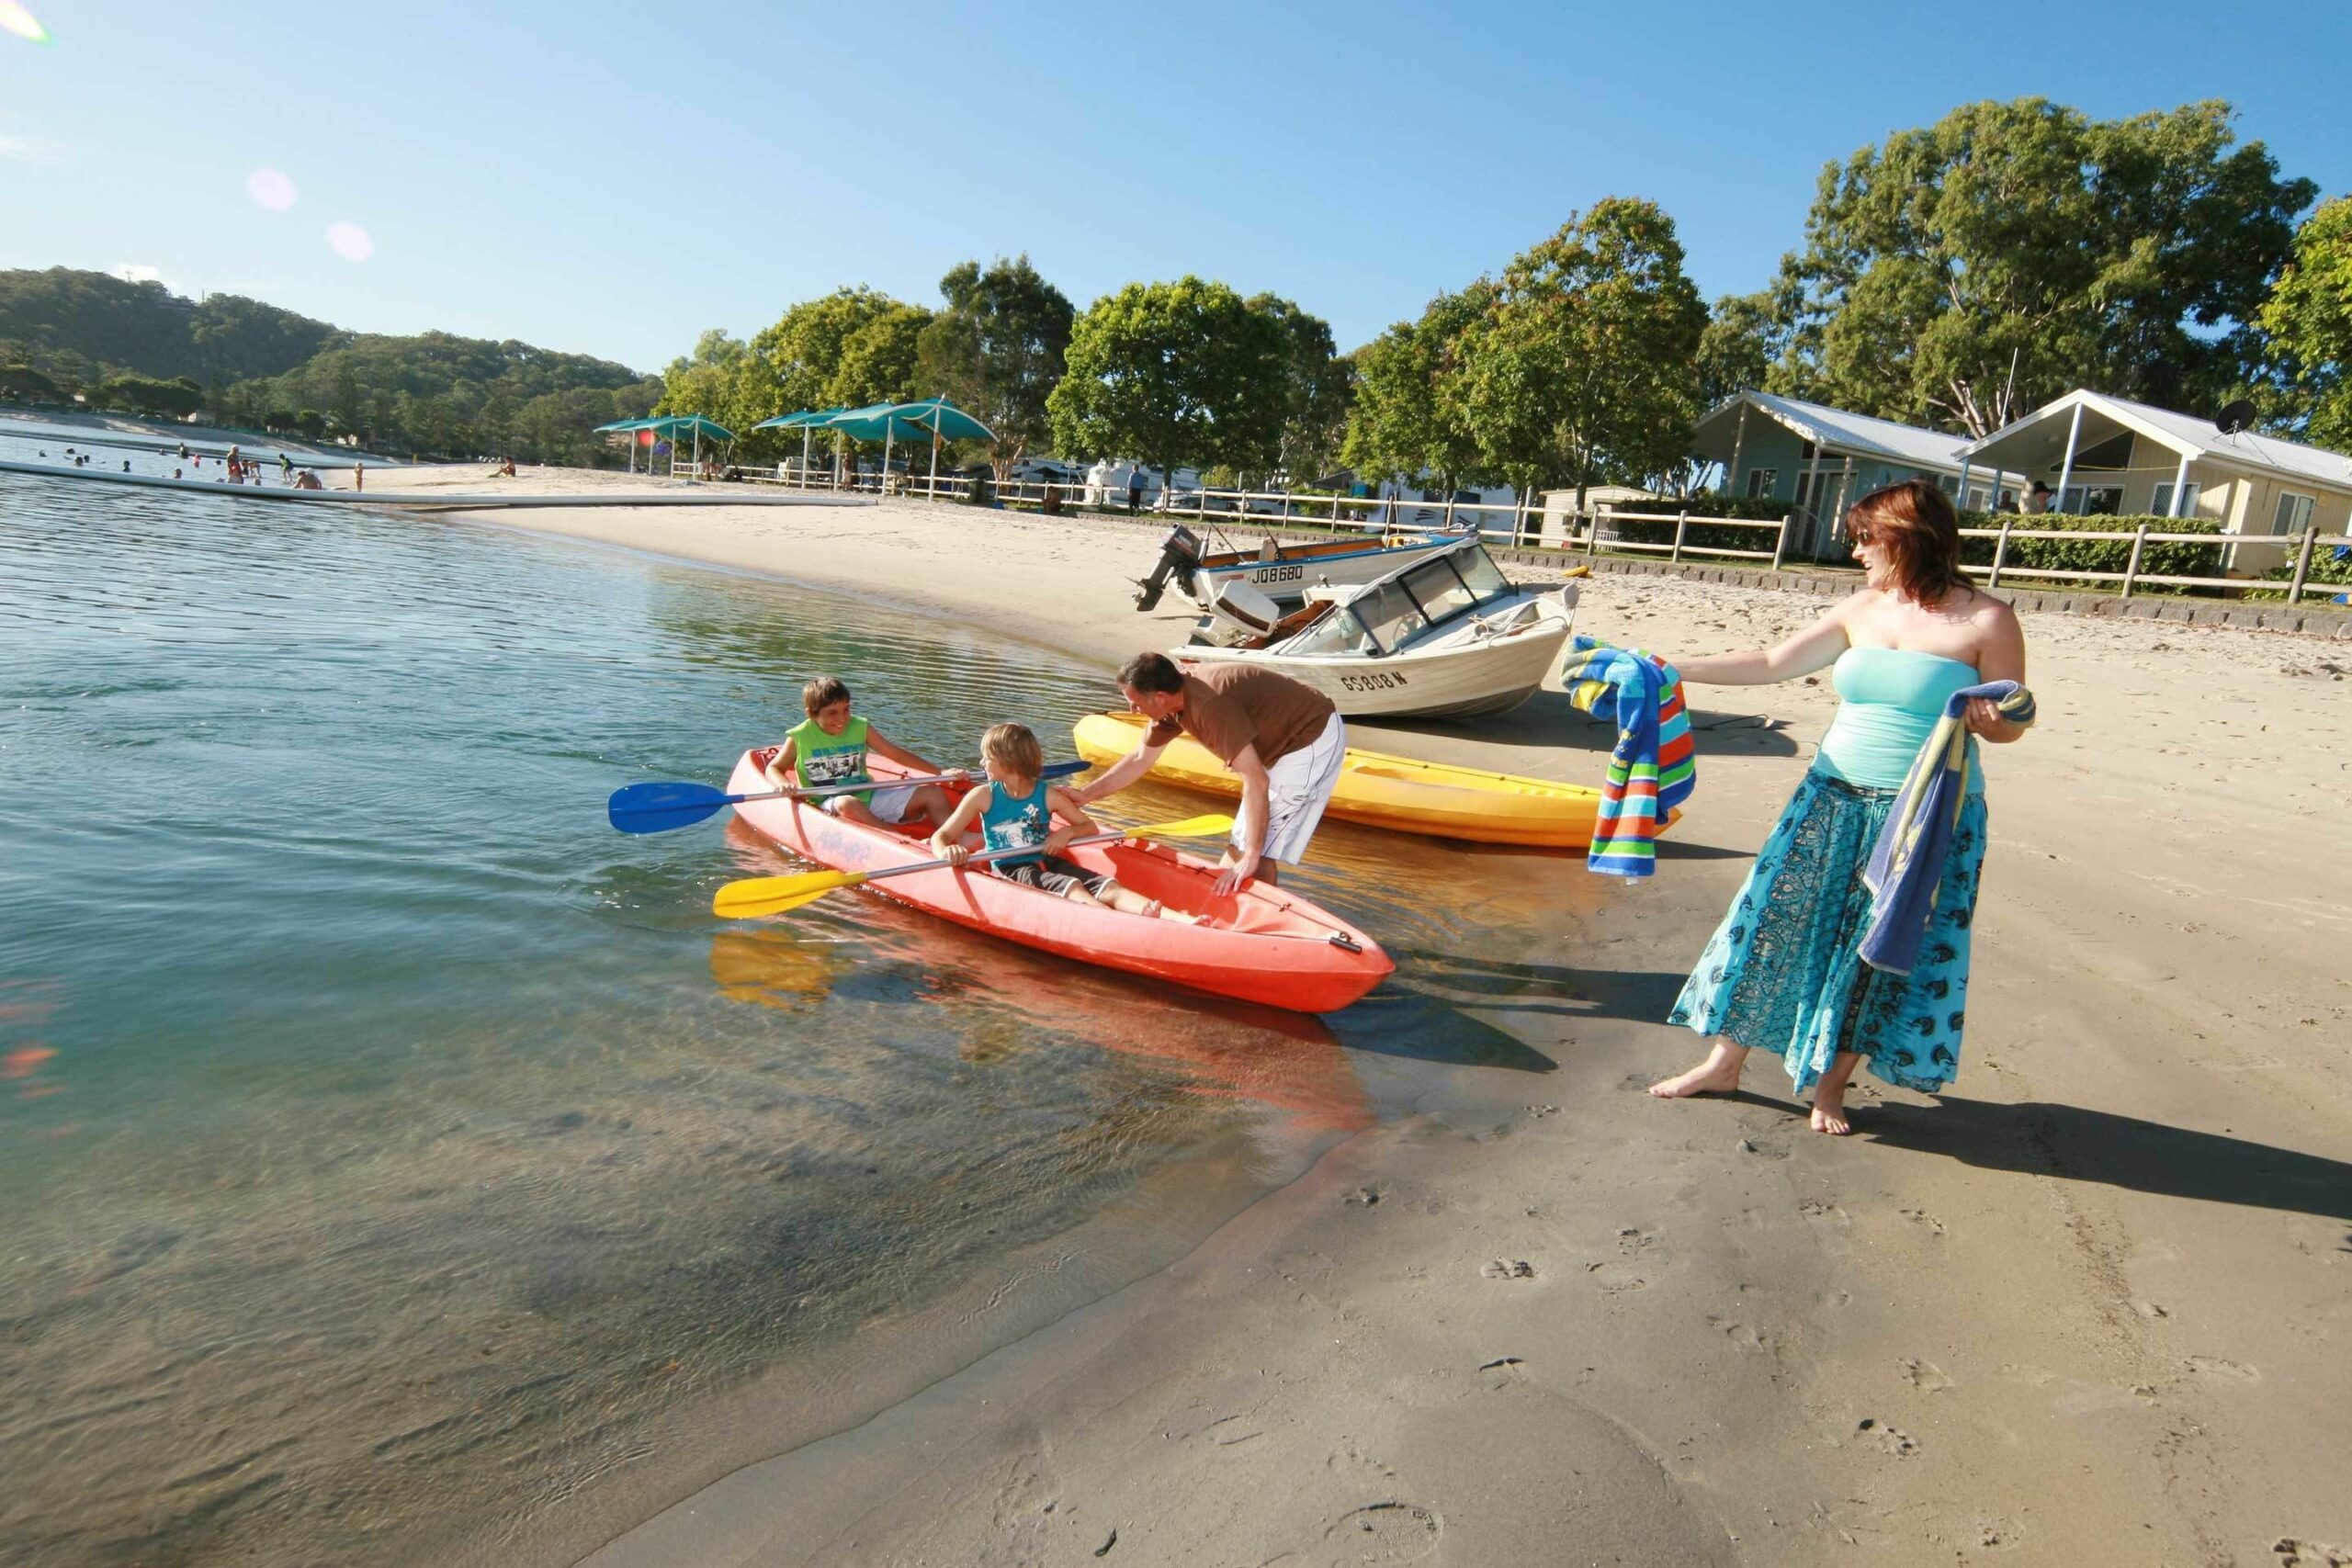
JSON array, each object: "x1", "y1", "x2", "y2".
[{"x1": 763, "y1": 674, "x2": 962, "y2": 831}]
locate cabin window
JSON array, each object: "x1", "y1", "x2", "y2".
[
  {"x1": 2272, "y1": 491, "x2": 2315, "y2": 534},
  {"x1": 2151, "y1": 482, "x2": 2201, "y2": 518},
  {"x1": 1744, "y1": 468, "x2": 1777, "y2": 499},
  {"x1": 2059, "y1": 484, "x2": 2123, "y2": 515}
]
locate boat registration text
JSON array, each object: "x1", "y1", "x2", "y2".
[{"x1": 1339, "y1": 671, "x2": 1409, "y2": 693}]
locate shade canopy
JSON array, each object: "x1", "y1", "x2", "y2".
[
  {"x1": 893, "y1": 396, "x2": 993, "y2": 443},
  {"x1": 751, "y1": 406, "x2": 846, "y2": 431},
  {"x1": 751, "y1": 399, "x2": 994, "y2": 444},
  {"x1": 595, "y1": 413, "x2": 734, "y2": 441}
]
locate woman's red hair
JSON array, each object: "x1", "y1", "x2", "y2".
[{"x1": 1849, "y1": 480, "x2": 1969, "y2": 606}]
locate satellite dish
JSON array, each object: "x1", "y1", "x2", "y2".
[{"x1": 2215, "y1": 399, "x2": 2257, "y2": 435}]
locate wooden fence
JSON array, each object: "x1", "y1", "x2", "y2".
[{"x1": 730, "y1": 468, "x2": 2349, "y2": 604}]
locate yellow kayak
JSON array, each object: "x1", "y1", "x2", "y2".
[{"x1": 1072, "y1": 711, "x2": 1654, "y2": 849}]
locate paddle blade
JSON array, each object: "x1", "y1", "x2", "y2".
[
  {"x1": 1125, "y1": 813, "x2": 1235, "y2": 840},
  {"x1": 609, "y1": 780, "x2": 734, "y2": 834},
  {"x1": 712, "y1": 868, "x2": 869, "y2": 919}
]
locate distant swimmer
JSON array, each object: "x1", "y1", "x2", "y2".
[
  {"x1": 122, "y1": 460, "x2": 130, "y2": 472},
  {"x1": 173, "y1": 468, "x2": 184, "y2": 479},
  {"x1": 293, "y1": 468, "x2": 323, "y2": 491}
]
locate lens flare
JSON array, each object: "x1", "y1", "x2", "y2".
[
  {"x1": 325, "y1": 220, "x2": 374, "y2": 262},
  {"x1": 245, "y1": 167, "x2": 297, "y2": 212},
  {"x1": 0, "y1": 3, "x2": 51, "y2": 43}
]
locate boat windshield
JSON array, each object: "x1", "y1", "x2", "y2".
[
  {"x1": 1400, "y1": 557, "x2": 1479, "y2": 623},
  {"x1": 1351, "y1": 581, "x2": 1431, "y2": 653},
  {"x1": 1277, "y1": 603, "x2": 1374, "y2": 657},
  {"x1": 1449, "y1": 545, "x2": 1511, "y2": 602}
]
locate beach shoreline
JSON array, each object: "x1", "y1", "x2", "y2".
[{"x1": 394, "y1": 468, "x2": 2352, "y2": 1566}]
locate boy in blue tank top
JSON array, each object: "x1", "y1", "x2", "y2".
[
  {"x1": 930, "y1": 724, "x2": 1194, "y2": 920},
  {"x1": 763, "y1": 674, "x2": 961, "y2": 831}
]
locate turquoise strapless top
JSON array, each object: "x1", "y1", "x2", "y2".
[{"x1": 1814, "y1": 648, "x2": 1983, "y2": 793}]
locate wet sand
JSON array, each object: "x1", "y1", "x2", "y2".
[{"x1": 382, "y1": 465, "x2": 2352, "y2": 1565}]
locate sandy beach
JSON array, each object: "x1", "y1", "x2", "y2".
[{"x1": 377, "y1": 464, "x2": 2352, "y2": 1565}]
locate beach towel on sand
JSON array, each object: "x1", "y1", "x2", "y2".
[
  {"x1": 1560, "y1": 635, "x2": 1694, "y2": 877},
  {"x1": 1860, "y1": 681, "x2": 2035, "y2": 974}
]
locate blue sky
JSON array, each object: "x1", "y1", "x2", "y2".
[{"x1": 5, "y1": 0, "x2": 2346, "y2": 374}]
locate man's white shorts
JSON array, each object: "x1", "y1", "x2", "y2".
[{"x1": 1247, "y1": 713, "x2": 1346, "y2": 865}]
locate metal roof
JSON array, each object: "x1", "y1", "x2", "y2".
[
  {"x1": 1962, "y1": 389, "x2": 2352, "y2": 492},
  {"x1": 1692, "y1": 390, "x2": 1971, "y2": 474}
]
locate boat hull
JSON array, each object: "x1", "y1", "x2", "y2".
[
  {"x1": 1187, "y1": 534, "x2": 1459, "y2": 608},
  {"x1": 1072, "y1": 712, "x2": 1657, "y2": 850},
  {"x1": 1179, "y1": 596, "x2": 1572, "y2": 719},
  {"x1": 724, "y1": 751, "x2": 1392, "y2": 1013}
]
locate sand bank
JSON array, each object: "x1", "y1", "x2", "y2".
[{"x1": 385, "y1": 468, "x2": 2352, "y2": 1565}]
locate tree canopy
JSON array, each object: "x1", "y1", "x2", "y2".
[
  {"x1": 1765, "y1": 98, "x2": 2316, "y2": 436},
  {"x1": 0, "y1": 267, "x2": 339, "y2": 389},
  {"x1": 1046, "y1": 276, "x2": 1291, "y2": 487},
  {"x1": 1341, "y1": 286, "x2": 1491, "y2": 492},
  {"x1": 1442, "y1": 197, "x2": 1707, "y2": 503},
  {"x1": 2259, "y1": 196, "x2": 2352, "y2": 451},
  {"x1": 913, "y1": 255, "x2": 1074, "y2": 475}
]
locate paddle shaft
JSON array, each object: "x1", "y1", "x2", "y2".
[
  {"x1": 738, "y1": 757, "x2": 1082, "y2": 807},
  {"x1": 846, "y1": 826, "x2": 1145, "y2": 889}
]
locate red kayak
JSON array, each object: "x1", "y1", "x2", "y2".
[{"x1": 726, "y1": 748, "x2": 1393, "y2": 1013}]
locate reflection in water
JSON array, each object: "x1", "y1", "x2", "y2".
[{"x1": 717, "y1": 818, "x2": 1374, "y2": 1141}]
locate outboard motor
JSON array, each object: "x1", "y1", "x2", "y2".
[{"x1": 1133, "y1": 524, "x2": 1204, "y2": 610}]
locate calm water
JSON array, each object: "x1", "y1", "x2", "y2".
[{"x1": 0, "y1": 447, "x2": 1566, "y2": 1566}]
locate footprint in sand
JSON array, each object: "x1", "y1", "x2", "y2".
[
  {"x1": 2273, "y1": 1540, "x2": 2352, "y2": 1567},
  {"x1": 1900, "y1": 1358, "x2": 1955, "y2": 1392},
  {"x1": 1899, "y1": 1207, "x2": 1947, "y2": 1236},
  {"x1": 1856, "y1": 1417, "x2": 1920, "y2": 1457},
  {"x1": 1322, "y1": 1503, "x2": 1442, "y2": 1563},
  {"x1": 2183, "y1": 1355, "x2": 2259, "y2": 1384},
  {"x1": 1480, "y1": 1259, "x2": 1535, "y2": 1280}
]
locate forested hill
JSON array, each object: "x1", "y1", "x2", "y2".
[
  {"x1": 0, "y1": 267, "x2": 341, "y2": 386},
  {"x1": 0, "y1": 267, "x2": 661, "y2": 462}
]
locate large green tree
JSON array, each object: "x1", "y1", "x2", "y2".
[
  {"x1": 1245, "y1": 293, "x2": 1351, "y2": 483},
  {"x1": 1770, "y1": 98, "x2": 2315, "y2": 435},
  {"x1": 827, "y1": 302, "x2": 933, "y2": 407},
  {"x1": 2259, "y1": 195, "x2": 2352, "y2": 452},
  {"x1": 1340, "y1": 285, "x2": 1492, "y2": 492},
  {"x1": 1442, "y1": 197, "x2": 1706, "y2": 504},
  {"x1": 1046, "y1": 276, "x2": 1290, "y2": 493},
  {"x1": 912, "y1": 255, "x2": 1073, "y2": 477}
]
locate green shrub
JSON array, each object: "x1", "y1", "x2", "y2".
[
  {"x1": 1955, "y1": 513, "x2": 2229, "y2": 583},
  {"x1": 1600, "y1": 501, "x2": 1789, "y2": 558}
]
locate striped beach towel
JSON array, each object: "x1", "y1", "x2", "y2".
[
  {"x1": 1560, "y1": 636, "x2": 1695, "y2": 877},
  {"x1": 1859, "y1": 681, "x2": 2036, "y2": 974}
]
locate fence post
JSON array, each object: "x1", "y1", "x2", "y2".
[
  {"x1": 1196, "y1": 487, "x2": 1206, "y2": 522},
  {"x1": 1516, "y1": 493, "x2": 1532, "y2": 546},
  {"x1": 1586, "y1": 511, "x2": 1601, "y2": 558},
  {"x1": 1770, "y1": 513, "x2": 1791, "y2": 573},
  {"x1": 1443, "y1": 491, "x2": 1458, "y2": 531},
  {"x1": 1989, "y1": 516, "x2": 2015, "y2": 589},
  {"x1": 1670, "y1": 511, "x2": 1689, "y2": 564},
  {"x1": 2288, "y1": 526, "x2": 2318, "y2": 604},
  {"x1": 2120, "y1": 524, "x2": 2148, "y2": 599}
]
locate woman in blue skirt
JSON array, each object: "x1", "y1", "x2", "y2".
[{"x1": 1650, "y1": 481, "x2": 2030, "y2": 1134}]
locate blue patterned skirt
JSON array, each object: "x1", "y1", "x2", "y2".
[{"x1": 1668, "y1": 770, "x2": 1987, "y2": 1096}]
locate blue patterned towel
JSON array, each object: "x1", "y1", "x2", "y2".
[{"x1": 1860, "y1": 681, "x2": 2035, "y2": 974}]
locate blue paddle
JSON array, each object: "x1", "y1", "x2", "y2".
[{"x1": 608, "y1": 760, "x2": 1087, "y2": 835}]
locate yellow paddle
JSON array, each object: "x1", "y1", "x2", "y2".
[{"x1": 711, "y1": 813, "x2": 1237, "y2": 919}]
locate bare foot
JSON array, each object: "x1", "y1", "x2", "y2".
[
  {"x1": 1649, "y1": 1044, "x2": 1747, "y2": 1099},
  {"x1": 1810, "y1": 1086, "x2": 1853, "y2": 1135}
]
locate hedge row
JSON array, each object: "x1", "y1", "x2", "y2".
[{"x1": 1953, "y1": 513, "x2": 2230, "y2": 581}]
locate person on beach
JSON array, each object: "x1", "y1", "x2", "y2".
[
  {"x1": 930, "y1": 723, "x2": 1196, "y2": 921},
  {"x1": 1647, "y1": 480, "x2": 2030, "y2": 1135},
  {"x1": 1126, "y1": 471, "x2": 1144, "y2": 514},
  {"x1": 762, "y1": 675, "x2": 962, "y2": 832},
  {"x1": 353, "y1": 461, "x2": 365, "y2": 493},
  {"x1": 1069, "y1": 653, "x2": 1343, "y2": 897}
]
